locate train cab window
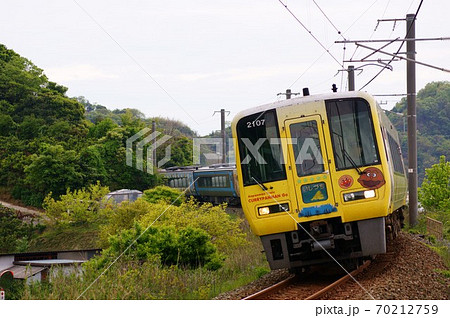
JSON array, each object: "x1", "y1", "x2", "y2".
[
  {"x1": 326, "y1": 98, "x2": 380, "y2": 171},
  {"x1": 290, "y1": 120, "x2": 324, "y2": 176},
  {"x1": 237, "y1": 110, "x2": 287, "y2": 186}
]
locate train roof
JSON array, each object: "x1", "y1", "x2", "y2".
[
  {"x1": 160, "y1": 163, "x2": 236, "y2": 173},
  {"x1": 232, "y1": 91, "x2": 374, "y2": 122},
  {"x1": 194, "y1": 164, "x2": 236, "y2": 172}
]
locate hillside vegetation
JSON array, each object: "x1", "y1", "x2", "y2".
[
  {"x1": 386, "y1": 81, "x2": 450, "y2": 183},
  {"x1": 17, "y1": 186, "x2": 268, "y2": 299},
  {"x1": 0, "y1": 44, "x2": 194, "y2": 207}
]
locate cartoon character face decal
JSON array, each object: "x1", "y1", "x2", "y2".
[
  {"x1": 338, "y1": 175, "x2": 354, "y2": 189},
  {"x1": 357, "y1": 167, "x2": 385, "y2": 189}
]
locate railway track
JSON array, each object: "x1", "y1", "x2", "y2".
[{"x1": 243, "y1": 260, "x2": 371, "y2": 300}]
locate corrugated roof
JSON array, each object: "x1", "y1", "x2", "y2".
[
  {"x1": 5, "y1": 265, "x2": 46, "y2": 279},
  {"x1": 107, "y1": 189, "x2": 143, "y2": 195},
  {"x1": 0, "y1": 248, "x2": 101, "y2": 257},
  {"x1": 14, "y1": 259, "x2": 85, "y2": 267}
]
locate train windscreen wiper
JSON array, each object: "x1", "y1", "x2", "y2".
[
  {"x1": 332, "y1": 131, "x2": 363, "y2": 175},
  {"x1": 342, "y1": 148, "x2": 363, "y2": 175},
  {"x1": 251, "y1": 176, "x2": 270, "y2": 191}
]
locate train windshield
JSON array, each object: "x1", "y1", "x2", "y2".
[
  {"x1": 236, "y1": 110, "x2": 287, "y2": 186},
  {"x1": 326, "y1": 98, "x2": 380, "y2": 171}
]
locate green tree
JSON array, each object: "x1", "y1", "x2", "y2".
[
  {"x1": 419, "y1": 156, "x2": 450, "y2": 212},
  {"x1": 142, "y1": 186, "x2": 184, "y2": 206},
  {"x1": 104, "y1": 224, "x2": 223, "y2": 270},
  {"x1": 25, "y1": 144, "x2": 83, "y2": 197},
  {"x1": 43, "y1": 182, "x2": 110, "y2": 225},
  {"x1": 387, "y1": 81, "x2": 450, "y2": 183}
]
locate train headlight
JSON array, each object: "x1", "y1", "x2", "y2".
[
  {"x1": 343, "y1": 190, "x2": 376, "y2": 202},
  {"x1": 258, "y1": 203, "x2": 289, "y2": 216},
  {"x1": 363, "y1": 190, "x2": 375, "y2": 199},
  {"x1": 258, "y1": 207, "x2": 270, "y2": 215}
]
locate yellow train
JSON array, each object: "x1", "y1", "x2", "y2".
[{"x1": 232, "y1": 91, "x2": 407, "y2": 270}]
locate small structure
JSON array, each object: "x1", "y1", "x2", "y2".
[
  {"x1": 0, "y1": 249, "x2": 101, "y2": 283},
  {"x1": 426, "y1": 217, "x2": 443, "y2": 240},
  {"x1": 106, "y1": 189, "x2": 143, "y2": 204}
]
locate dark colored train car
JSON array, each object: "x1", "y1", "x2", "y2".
[
  {"x1": 160, "y1": 166, "x2": 198, "y2": 196},
  {"x1": 160, "y1": 164, "x2": 240, "y2": 205},
  {"x1": 192, "y1": 164, "x2": 240, "y2": 205}
]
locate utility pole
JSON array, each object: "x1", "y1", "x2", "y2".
[
  {"x1": 151, "y1": 120, "x2": 157, "y2": 168},
  {"x1": 406, "y1": 13, "x2": 418, "y2": 226},
  {"x1": 213, "y1": 109, "x2": 230, "y2": 163},
  {"x1": 335, "y1": 14, "x2": 450, "y2": 227},
  {"x1": 277, "y1": 89, "x2": 300, "y2": 99},
  {"x1": 286, "y1": 89, "x2": 292, "y2": 99},
  {"x1": 348, "y1": 65, "x2": 355, "y2": 91}
]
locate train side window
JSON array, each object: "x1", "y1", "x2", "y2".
[
  {"x1": 289, "y1": 120, "x2": 324, "y2": 177},
  {"x1": 387, "y1": 133, "x2": 405, "y2": 174},
  {"x1": 197, "y1": 175, "x2": 230, "y2": 188}
]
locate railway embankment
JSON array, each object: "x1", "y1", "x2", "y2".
[{"x1": 215, "y1": 232, "x2": 449, "y2": 300}]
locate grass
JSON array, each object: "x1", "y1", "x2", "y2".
[
  {"x1": 20, "y1": 230, "x2": 268, "y2": 300},
  {"x1": 403, "y1": 207, "x2": 450, "y2": 269},
  {"x1": 16, "y1": 203, "x2": 270, "y2": 300},
  {"x1": 27, "y1": 223, "x2": 101, "y2": 252}
]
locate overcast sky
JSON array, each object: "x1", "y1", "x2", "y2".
[{"x1": 1, "y1": 0, "x2": 449, "y2": 135}]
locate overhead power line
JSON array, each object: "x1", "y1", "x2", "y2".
[
  {"x1": 278, "y1": 0, "x2": 342, "y2": 68},
  {"x1": 359, "y1": 0, "x2": 424, "y2": 90},
  {"x1": 72, "y1": 0, "x2": 199, "y2": 125},
  {"x1": 312, "y1": 0, "x2": 346, "y2": 41}
]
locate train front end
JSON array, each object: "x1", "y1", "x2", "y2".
[{"x1": 232, "y1": 92, "x2": 401, "y2": 270}]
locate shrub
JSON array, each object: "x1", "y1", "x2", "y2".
[
  {"x1": 101, "y1": 224, "x2": 224, "y2": 270},
  {"x1": 419, "y1": 155, "x2": 450, "y2": 212},
  {"x1": 43, "y1": 182, "x2": 110, "y2": 225},
  {"x1": 142, "y1": 186, "x2": 184, "y2": 206},
  {"x1": 138, "y1": 199, "x2": 247, "y2": 254},
  {"x1": 0, "y1": 205, "x2": 39, "y2": 253},
  {"x1": 99, "y1": 199, "x2": 153, "y2": 246}
]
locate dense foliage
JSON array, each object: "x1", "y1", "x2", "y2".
[
  {"x1": 387, "y1": 81, "x2": 450, "y2": 183},
  {"x1": 0, "y1": 44, "x2": 195, "y2": 207},
  {"x1": 0, "y1": 205, "x2": 42, "y2": 253},
  {"x1": 419, "y1": 156, "x2": 450, "y2": 213},
  {"x1": 142, "y1": 185, "x2": 185, "y2": 206},
  {"x1": 99, "y1": 224, "x2": 224, "y2": 270},
  {"x1": 15, "y1": 185, "x2": 266, "y2": 299},
  {"x1": 43, "y1": 182, "x2": 110, "y2": 225}
]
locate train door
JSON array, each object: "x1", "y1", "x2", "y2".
[{"x1": 284, "y1": 115, "x2": 337, "y2": 218}]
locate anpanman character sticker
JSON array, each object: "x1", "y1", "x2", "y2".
[
  {"x1": 357, "y1": 167, "x2": 386, "y2": 189},
  {"x1": 338, "y1": 175, "x2": 353, "y2": 189}
]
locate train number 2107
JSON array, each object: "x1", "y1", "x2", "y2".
[{"x1": 247, "y1": 119, "x2": 265, "y2": 128}]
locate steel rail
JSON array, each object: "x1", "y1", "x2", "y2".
[
  {"x1": 242, "y1": 275, "x2": 297, "y2": 300},
  {"x1": 242, "y1": 260, "x2": 371, "y2": 300},
  {"x1": 305, "y1": 260, "x2": 371, "y2": 300}
]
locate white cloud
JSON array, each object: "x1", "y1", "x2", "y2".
[{"x1": 45, "y1": 64, "x2": 119, "y2": 82}]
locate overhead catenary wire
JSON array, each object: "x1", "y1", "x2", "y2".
[
  {"x1": 345, "y1": 0, "x2": 381, "y2": 62},
  {"x1": 72, "y1": 0, "x2": 200, "y2": 126},
  {"x1": 310, "y1": 0, "x2": 348, "y2": 91},
  {"x1": 286, "y1": 1, "x2": 388, "y2": 91},
  {"x1": 359, "y1": 0, "x2": 424, "y2": 91},
  {"x1": 311, "y1": 0, "x2": 346, "y2": 41},
  {"x1": 278, "y1": 0, "x2": 343, "y2": 68},
  {"x1": 343, "y1": 0, "x2": 380, "y2": 35}
]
